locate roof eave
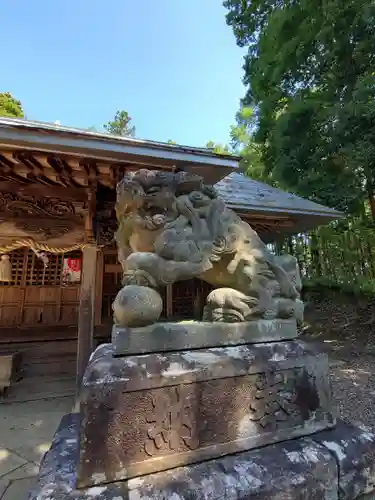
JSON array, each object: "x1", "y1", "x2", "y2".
[
  {"x1": 225, "y1": 201, "x2": 344, "y2": 220},
  {"x1": 0, "y1": 125, "x2": 240, "y2": 186},
  {"x1": 0, "y1": 118, "x2": 240, "y2": 166}
]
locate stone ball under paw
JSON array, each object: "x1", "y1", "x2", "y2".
[{"x1": 112, "y1": 285, "x2": 163, "y2": 327}]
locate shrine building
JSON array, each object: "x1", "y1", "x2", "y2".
[{"x1": 0, "y1": 117, "x2": 340, "y2": 392}]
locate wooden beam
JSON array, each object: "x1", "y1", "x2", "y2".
[
  {"x1": 76, "y1": 244, "x2": 98, "y2": 389},
  {"x1": 84, "y1": 186, "x2": 97, "y2": 244},
  {"x1": 94, "y1": 248, "x2": 104, "y2": 326},
  {"x1": 0, "y1": 147, "x2": 178, "y2": 188}
]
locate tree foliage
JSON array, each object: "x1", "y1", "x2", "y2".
[
  {"x1": 205, "y1": 140, "x2": 231, "y2": 155},
  {"x1": 205, "y1": 106, "x2": 267, "y2": 182},
  {"x1": 0, "y1": 92, "x2": 24, "y2": 118},
  {"x1": 104, "y1": 110, "x2": 135, "y2": 137},
  {"x1": 273, "y1": 219, "x2": 375, "y2": 297},
  {"x1": 229, "y1": 106, "x2": 269, "y2": 182},
  {"x1": 224, "y1": 0, "x2": 375, "y2": 216}
]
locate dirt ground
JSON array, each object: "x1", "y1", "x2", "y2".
[
  {"x1": 305, "y1": 334, "x2": 375, "y2": 430},
  {"x1": 303, "y1": 288, "x2": 375, "y2": 431}
]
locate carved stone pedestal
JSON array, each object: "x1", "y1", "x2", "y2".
[
  {"x1": 28, "y1": 324, "x2": 375, "y2": 500},
  {"x1": 77, "y1": 339, "x2": 334, "y2": 487}
]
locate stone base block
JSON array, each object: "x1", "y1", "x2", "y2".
[
  {"x1": 0, "y1": 350, "x2": 23, "y2": 393},
  {"x1": 314, "y1": 423, "x2": 375, "y2": 499},
  {"x1": 78, "y1": 340, "x2": 334, "y2": 487},
  {"x1": 112, "y1": 318, "x2": 299, "y2": 355},
  {"x1": 28, "y1": 413, "x2": 375, "y2": 500}
]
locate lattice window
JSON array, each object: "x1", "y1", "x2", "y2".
[
  {"x1": 171, "y1": 279, "x2": 214, "y2": 320},
  {"x1": 25, "y1": 250, "x2": 82, "y2": 286},
  {"x1": 196, "y1": 279, "x2": 213, "y2": 297},
  {"x1": 197, "y1": 280, "x2": 213, "y2": 319},
  {"x1": 11, "y1": 249, "x2": 26, "y2": 286},
  {"x1": 0, "y1": 249, "x2": 26, "y2": 286},
  {"x1": 26, "y1": 252, "x2": 60, "y2": 286},
  {"x1": 171, "y1": 280, "x2": 196, "y2": 319}
]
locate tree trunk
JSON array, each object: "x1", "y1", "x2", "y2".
[
  {"x1": 310, "y1": 233, "x2": 321, "y2": 277},
  {"x1": 287, "y1": 237, "x2": 294, "y2": 255},
  {"x1": 366, "y1": 177, "x2": 375, "y2": 221},
  {"x1": 369, "y1": 194, "x2": 375, "y2": 221}
]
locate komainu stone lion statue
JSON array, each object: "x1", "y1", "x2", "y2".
[{"x1": 113, "y1": 168, "x2": 303, "y2": 326}]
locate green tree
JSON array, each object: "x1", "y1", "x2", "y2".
[
  {"x1": 230, "y1": 106, "x2": 269, "y2": 183},
  {"x1": 261, "y1": 90, "x2": 365, "y2": 213},
  {"x1": 104, "y1": 110, "x2": 135, "y2": 137},
  {"x1": 205, "y1": 140, "x2": 231, "y2": 155},
  {"x1": 0, "y1": 92, "x2": 24, "y2": 118},
  {"x1": 334, "y1": 75, "x2": 375, "y2": 217},
  {"x1": 205, "y1": 107, "x2": 267, "y2": 182},
  {"x1": 224, "y1": 0, "x2": 375, "y2": 216}
]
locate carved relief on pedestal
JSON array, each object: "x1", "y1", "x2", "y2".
[
  {"x1": 144, "y1": 385, "x2": 199, "y2": 456},
  {"x1": 79, "y1": 340, "x2": 332, "y2": 487},
  {"x1": 248, "y1": 370, "x2": 301, "y2": 430},
  {"x1": 125, "y1": 369, "x2": 311, "y2": 463},
  {"x1": 137, "y1": 370, "x2": 304, "y2": 459}
]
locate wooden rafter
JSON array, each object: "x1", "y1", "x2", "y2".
[
  {"x1": 242, "y1": 213, "x2": 295, "y2": 239},
  {"x1": 0, "y1": 148, "x2": 173, "y2": 190}
]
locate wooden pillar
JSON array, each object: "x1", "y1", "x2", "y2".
[
  {"x1": 76, "y1": 244, "x2": 98, "y2": 389},
  {"x1": 94, "y1": 248, "x2": 104, "y2": 326},
  {"x1": 166, "y1": 284, "x2": 173, "y2": 319},
  {"x1": 76, "y1": 185, "x2": 98, "y2": 389}
]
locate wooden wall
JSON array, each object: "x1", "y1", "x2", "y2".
[{"x1": 0, "y1": 248, "x2": 81, "y2": 329}]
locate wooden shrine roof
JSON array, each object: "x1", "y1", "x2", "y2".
[
  {"x1": 0, "y1": 117, "x2": 238, "y2": 186},
  {"x1": 0, "y1": 118, "x2": 342, "y2": 241}
]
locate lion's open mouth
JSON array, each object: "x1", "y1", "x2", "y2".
[
  {"x1": 142, "y1": 202, "x2": 168, "y2": 217},
  {"x1": 140, "y1": 190, "x2": 175, "y2": 219}
]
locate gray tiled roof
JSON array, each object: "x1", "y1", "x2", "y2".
[{"x1": 215, "y1": 172, "x2": 341, "y2": 218}]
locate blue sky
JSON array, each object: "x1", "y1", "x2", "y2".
[{"x1": 1, "y1": 1, "x2": 246, "y2": 147}]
